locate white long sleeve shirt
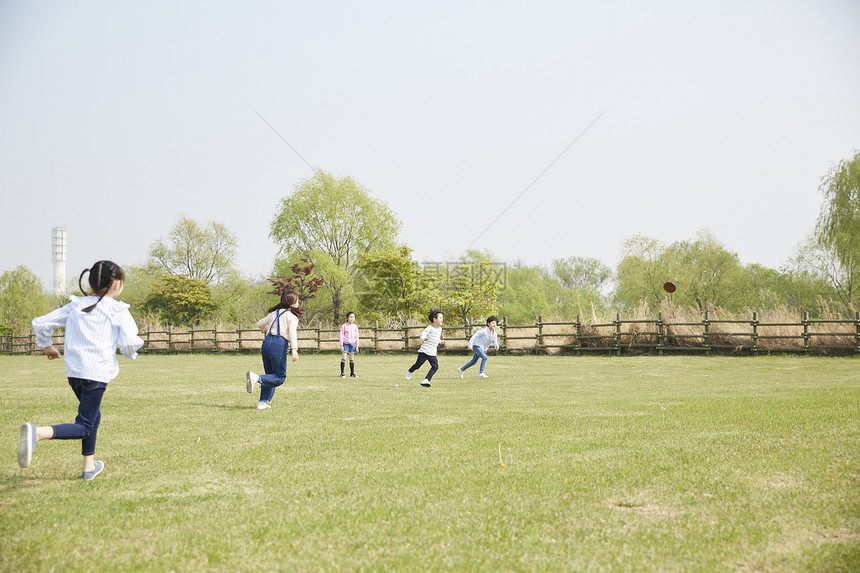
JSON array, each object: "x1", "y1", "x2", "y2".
[
  {"x1": 469, "y1": 326, "x2": 499, "y2": 350},
  {"x1": 31, "y1": 296, "x2": 144, "y2": 383}
]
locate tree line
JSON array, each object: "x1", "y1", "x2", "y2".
[{"x1": 2, "y1": 151, "x2": 858, "y2": 334}]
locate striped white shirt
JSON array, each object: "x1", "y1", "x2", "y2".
[
  {"x1": 418, "y1": 325, "x2": 443, "y2": 356},
  {"x1": 31, "y1": 296, "x2": 144, "y2": 384}
]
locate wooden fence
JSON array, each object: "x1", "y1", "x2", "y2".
[{"x1": 2, "y1": 311, "x2": 859, "y2": 356}]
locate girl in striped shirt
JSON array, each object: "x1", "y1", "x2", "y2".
[{"x1": 19, "y1": 260, "x2": 143, "y2": 480}]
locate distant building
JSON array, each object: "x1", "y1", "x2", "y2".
[{"x1": 51, "y1": 227, "x2": 68, "y2": 295}]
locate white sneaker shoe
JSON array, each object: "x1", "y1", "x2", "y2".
[
  {"x1": 457, "y1": 367, "x2": 464, "y2": 379},
  {"x1": 479, "y1": 373, "x2": 488, "y2": 379},
  {"x1": 256, "y1": 401, "x2": 271, "y2": 410},
  {"x1": 405, "y1": 371, "x2": 412, "y2": 380},
  {"x1": 18, "y1": 423, "x2": 36, "y2": 468},
  {"x1": 420, "y1": 379, "x2": 431, "y2": 387},
  {"x1": 246, "y1": 371, "x2": 260, "y2": 393}
]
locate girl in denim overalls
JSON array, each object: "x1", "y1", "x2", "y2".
[{"x1": 246, "y1": 290, "x2": 302, "y2": 409}]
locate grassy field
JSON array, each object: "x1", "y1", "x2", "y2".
[{"x1": 1, "y1": 353, "x2": 858, "y2": 572}]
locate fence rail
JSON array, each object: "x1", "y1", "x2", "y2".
[{"x1": 2, "y1": 312, "x2": 859, "y2": 356}]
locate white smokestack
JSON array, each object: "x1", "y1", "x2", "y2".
[{"x1": 51, "y1": 227, "x2": 68, "y2": 295}]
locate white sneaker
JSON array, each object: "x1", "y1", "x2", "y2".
[
  {"x1": 457, "y1": 367, "x2": 464, "y2": 379},
  {"x1": 479, "y1": 373, "x2": 488, "y2": 379},
  {"x1": 405, "y1": 371, "x2": 412, "y2": 380},
  {"x1": 256, "y1": 401, "x2": 271, "y2": 410},
  {"x1": 18, "y1": 423, "x2": 36, "y2": 468},
  {"x1": 246, "y1": 371, "x2": 260, "y2": 393},
  {"x1": 420, "y1": 379, "x2": 431, "y2": 387}
]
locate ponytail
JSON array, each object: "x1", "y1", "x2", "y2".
[
  {"x1": 80, "y1": 260, "x2": 125, "y2": 313},
  {"x1": 267, "y1": 289, "x2": 305, "y2": 318}
]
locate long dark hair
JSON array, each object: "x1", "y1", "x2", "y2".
[
  {"x1": 79, "y1": 260, "x2": 125, "y2": 313},
  {"x1": 267, "y1": 290, "x2": 305, "y2": 318}
]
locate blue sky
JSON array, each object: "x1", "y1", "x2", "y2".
[{"x1": 2, "y1": 0, "x2": 859, "y2": 290}]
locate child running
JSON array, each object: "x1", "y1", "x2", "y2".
[
  {"x1": 405, "y1": 309, "x2": 444, "y2": 387},
  {"x1": 339, "y1": 311, "x2": 359, "y2": 378},
  {"x1": 19, "y1": 260, "x2": 143, "y2": 480},
  {"x1": 246, "y1": 290, "x2": 302, "y2": 410},
  {"x1": 458, "y1": 315, "x2": 500, "y2": 379}
]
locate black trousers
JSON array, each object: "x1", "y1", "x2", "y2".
[{"x1": 408, "y1": 352, "x2": 439, "y2": 380}]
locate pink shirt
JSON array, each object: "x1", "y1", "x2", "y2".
[{"x1": 339, "y1": 323, "x2": 359, "y2": 346}]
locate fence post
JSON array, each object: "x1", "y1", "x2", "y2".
[
  {"x1": 190, "y1": 325, "x2": 196, "y2": 350},
  {"x1": 317, "y1": 321, "x2": 322, "y2": 352},
  {"x1": 855, "y1": 311, "x2": 859, "y2": 354},
  {"x1": 615, "y1": 313, "x2": 621, "y2": 357},
  {"x1": 501, "y1": 317, "x2": 508, "y2": 353},
  {"x1": 403, "y1": 324, "x2": 409, "y2": 352},
  {"x1": 237, "y1": 324, "x2": 243, "y2": 352},
  {"x1": 537, "y1": 315, "x2": 543, "y2": 355},
  {"x1": 703, "y1": 310, "x2": 710, "y2": 356},
  {"x1": 575, "y1": 314, "x2": 582, "y2": 356},
  {"x1": 752, "y1": 311, "x2": 759, "y2": 353},
  {"x1": 657, "y1": 312, "x2": 664, "y2": 356},
  {"x1": 802, "y1": 311, "x2": 810, "y2": 353},
  {"x1": 374, "y1": 320, "x2": 379, "y2": 353}
]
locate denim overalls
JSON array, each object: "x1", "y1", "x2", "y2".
[{"x1": 259, "y1": 309, "x2": 290, "y2": 403}]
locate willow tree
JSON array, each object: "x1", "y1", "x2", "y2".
[
  {"x1": 814, "y1": 151, "x2": 860, "y2": 309},
  {"x1": 614, "y1": 232, "x2": 746, "y2": 311},
  {"x1": 269, "y1": 171, "x2": 401, "y2": 322}
]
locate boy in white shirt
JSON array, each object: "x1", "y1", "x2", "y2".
[{"x1": 405, "y1": 309, "x2": 444, "y2": 387}]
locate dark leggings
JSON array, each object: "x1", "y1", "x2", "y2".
[
  {"x1": 408, "y1": 352, "x2": 439, "y2": 380},
  {"x1": 51, "y1": 378, "x2": 107, "y2": 456}
]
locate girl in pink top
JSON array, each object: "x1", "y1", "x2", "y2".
[{"x1": 339, "y1": 311, "x2": 359, "y2": 378}]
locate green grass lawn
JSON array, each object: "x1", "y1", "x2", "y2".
[{"x1": 1, "y1": 353, "x2": 858, "y2": 572}]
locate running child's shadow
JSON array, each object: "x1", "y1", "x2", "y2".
[
  {"x1": 191, "y1": 402, "x2": 253, "y2": 411},
  {"x1": 0, "y1": 474, "x2": 55, "y2": 493}
]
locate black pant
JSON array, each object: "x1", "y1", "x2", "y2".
[{"x1": 409, "y1": 352, "x2": 439, "y2": 380}]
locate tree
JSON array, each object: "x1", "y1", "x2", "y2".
[
  {"x1": 442, "y1": 250, "x2": 502, "y2": 332},
  {"x1": 501, "y1": 262, "x2": 607, "y2": 324},
  {"x1": 0, "y1": 266, "x2": 50, "y2": 334},
  {"x1": 269, "y1": 170, "x2": 401, "y2": 322},
  {"x1": 789, "y1": 234, "x2": 854, "y2": 314},
  {"x1": 666, "y1": 231, "x2": 746, "y2": 311},
  {"x1": 613, "y1": 235, "x2": 669, "y2": 310},
  {"x1": 552, "y1": 256, "x2": 612, "y2": 292},
  {"x1": 138, "y1": 275, "x2": 217, "y2": 325},
  {"x1": 267, "y1": 258, "x2": 325, "y2": 302},
  {"x1": 613, "y1": 232, "x2": 746, "y2": 311},
  {"x1": 148, "y1": 216, "x2": 239, "y2": 285},
  {"x1": 353, "y1": 246, "x2": 440, "y2": 321},
  {"x1": 743, "y1": 261, "x2": 836, "y2": 316},
  {"x1": 814, "y1": 150, "x2": 860, "y2": 309}
]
